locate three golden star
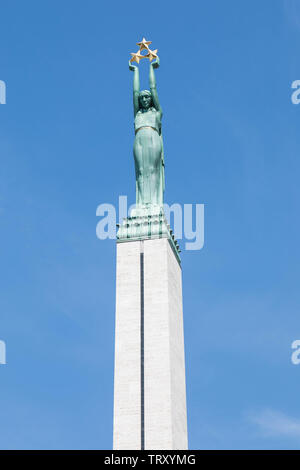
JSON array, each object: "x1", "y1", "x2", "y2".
[{"x1": 130, "y1": 37, "x2": 158, "y2": 63}]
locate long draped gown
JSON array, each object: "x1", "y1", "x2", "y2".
[{"x1": 133, "y1": 107, "x2": 164, "y2": 207}]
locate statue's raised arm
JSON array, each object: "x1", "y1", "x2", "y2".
[
  {"x1": 149, "y1": 57, "x2": 162, "y2": 117},
  {"x1": 129, "y1": 60, "x2": 140, "y2": 117}
]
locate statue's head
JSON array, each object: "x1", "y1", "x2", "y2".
[{"x1": 139, "y1": 90, "x2": 152, "y2": 110}]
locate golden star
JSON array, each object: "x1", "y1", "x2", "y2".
[
  {"x1": 136, "y1": 37, "x2": 152, "y2": 51},
  {"x1": 146, "y1": 48, "x2": 158, "y2": 62},
  {"x1": 130, "y1": 49, "x2": 145, "y2": 64}
]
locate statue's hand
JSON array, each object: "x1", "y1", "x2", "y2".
[
  {"x1": 151, "y1": 56, "x2": 160, "y2": 69},
  {"x1": 129, "y1": 60, "x2": 137, "y2": 72}
]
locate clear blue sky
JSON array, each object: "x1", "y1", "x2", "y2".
[{"x1": 1, "y1": 0, "x2": 300, "y2": 450}]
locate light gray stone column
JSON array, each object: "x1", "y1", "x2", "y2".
[{"x1": 113, "y1": 237, "x2": 188, "y2": 450}]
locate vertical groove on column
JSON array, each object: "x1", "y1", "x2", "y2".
[{"x1": 140, "y1": 243, "x2": 145, "y2": 450}]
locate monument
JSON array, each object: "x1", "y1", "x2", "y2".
[{"x1": 113, "y1": 38, "x2": 188, "y2": 450}]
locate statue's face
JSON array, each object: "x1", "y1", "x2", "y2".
[{"x1": 140, "y1": 94, "x2": 152, "y2": 110}]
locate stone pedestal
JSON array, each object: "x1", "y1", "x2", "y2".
[{"x1": 113, "y1": 218, "x2": 188, "y2": 449}]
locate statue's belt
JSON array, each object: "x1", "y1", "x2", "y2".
[{"x1": 135, "y1": 126, "x2": 158, "y2": 135}]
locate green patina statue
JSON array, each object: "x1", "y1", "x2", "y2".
[
  {"x1": 117, "y1": 40, "x2": 180, "y2": 261},
  {"x1": 129, "y1": 57, "x2": 165, "y2": 208}
]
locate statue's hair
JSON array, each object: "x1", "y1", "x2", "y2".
[{"x1": 139, "y1": 90, "x2": 151, "y2": 97}]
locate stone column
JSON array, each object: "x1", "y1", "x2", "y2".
[{"x1": 113, "y1": 231, "x2": 188, "y2": 450}]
